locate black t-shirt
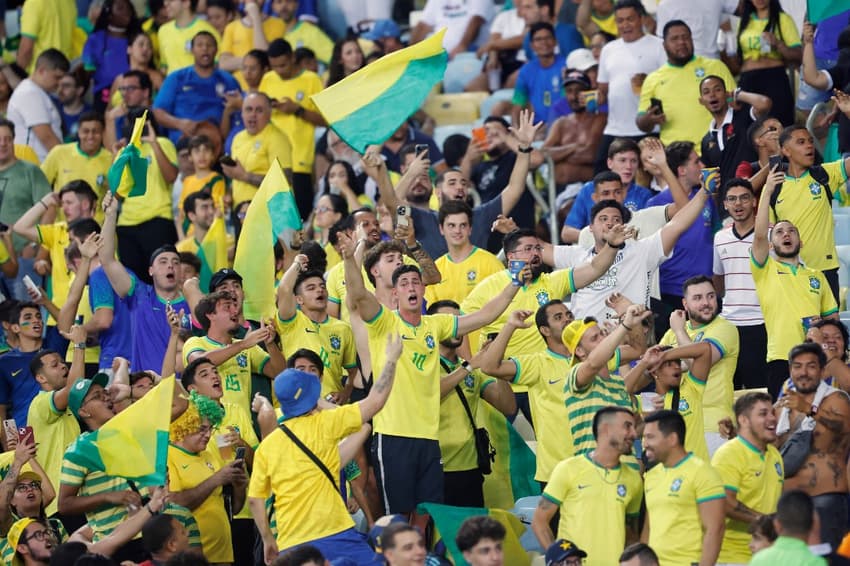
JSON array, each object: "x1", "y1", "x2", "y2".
[
  {"x1": 700, "y1": 106, "x2": 757, "y2": 187},
  {"x1": 471, "y1": 151, "x2": 535, "y2": 251}
]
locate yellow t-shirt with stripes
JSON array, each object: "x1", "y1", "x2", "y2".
[
  {"x1": 712, "y1": 436, "x2": 784, "y2": 564},
  {"x1": 663, "y1": 371, "x2": 709, "y2": 462},
  {"x1": 424, "y1": 247, "x2": 505, "y2": 307},
  {"x1": 565, "y1": 360, "x2": 633, "y2": 457},
  {"x1": 544, "y1": 454, "x2": 642, "y2": 566},
  {"x1": 275, "y1": 310, "x2": 357, "y2": 397}
]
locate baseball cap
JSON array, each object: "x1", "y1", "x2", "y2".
[
  {"x1": 208, "y1": 268, "x2": 243, "y2": 292},
  {"x1": 562, "y1": 319, "x2": 597, "y2": 366},
  {"x1": 563, "y1": 69, "x2": 592, "y2": 89},
  {"x1": 149, "y1": 244, "x2": 179, "y2": 266},
  {"x1": 274, "y1": 369, "x2": 320, "y2": 420},
  {"x1": 7, "y1": 517, "x2": 36, "y2": 564},
  {"x1": 16, "y1": 471, "x2": 42, "y2": 485},
  {"x1": 368, "y1": 514, "x2": 408, "y2": 552},
  {"x1": 545, "y1": 539, "x2": 587, "y2": 565},
  {"x1": 566, "y1": 48, "x2": 597, "y2": 72},
  {"x1": 363, "y1": 19, "x2": 401, "y2": 41},
  {"x1": 67, "y1": 373, "x2": 110, "y2": 418}
]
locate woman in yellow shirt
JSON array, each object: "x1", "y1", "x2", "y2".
[{"x1": 732, "y1": 0, "x2": 802, "y2": 126}]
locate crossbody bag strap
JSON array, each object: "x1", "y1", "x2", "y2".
[{"x1": 278, "y1": 422, "x2": 340, "y2": 495}]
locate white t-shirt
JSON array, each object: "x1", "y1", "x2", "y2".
[
  {"x1": 597, "y1": 34, "x2": 666, "y2": 137},
  {"x1": 421, "y1": 0, "x2": 494, "y2": 53},
  {"x1": 490, "y1": 8, "x2": 527, "y2": 61},
  {"x1": 7, "y1": 78, "x2": 62, "y2": 161},
  {"x1": 713, "y1": 225, "x2": 764, "y2": 326},
  {"x1": 556, "y1": 229, "x2": 670, "y2": 320},
  {"x1": 656, "y1": 0, "x2": 738, "y2": 59}
]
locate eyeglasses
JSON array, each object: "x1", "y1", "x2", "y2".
[
  {"x1": 516, "y1": 245, "x2": 543, "y2": 253},
  {"x1": 82, "y1": 391, "x2": 109, "y2": 406},
  {"x1": 196, "y1": 424, "x2": 217, "y2": 435},
  {"x1": 118, "y1": 85, "x2": 141, "y2": 92},
  {"x1": 15, "y1": 482, "x2": 41, "y2": 493},
  {"x1": 724, "y1": 194, "x2": 753, "y2": 203},
  {"x1": 316, "y1": 206, "x2": 334, "y2": 213},
  {"x1": 21, "y1": 529, "x2": 55, "y2": 544}
]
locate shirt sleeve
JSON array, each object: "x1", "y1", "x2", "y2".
[
  {"x1": 153, "y1": 73, "x2": 178, "y2": 113},
  {"x1": 825, "y1": 159, "x2": 848, "y2": 205},
  {"x1": 510, "y1": 354, "x2": 537, "y2": 385},
  {"x1": 271, "y1": 128, "x2": 293, "y2": 170},
  {"x1": 565, "y1": 192, "x2": 590, "y2": 228},
  {"x1": 695, "y1": 463, "x2": 726, "y2": 504},
  {"x1": 89, "y1": 269, "x2": 116, "y2": 311},
  {"x1": 249, "y1": 345, "x2": 271, "y2": 374},
  {"x1": 566, "y1": 364, "x2": 592, "y2": 394},
  {"x1": 511, "y1": 66, "x2": 530, "y2": 106},
  {"x1": 40, "y1": 148, "x2": 58, "y2": 185},
  {"x1": 541, "y1": 459, "x2": 571, "y2": 505},
  {"x1": 220, "y1": 23, "x2": 235, "y2": 53},
  {"x1": 19, "y1": 0, "x2": 41, "y2": 39},
  {"x1": 711, "y1": 445, "x2": 743, "y2": 492},
  {"x1": 779, "y1": 13, "x2": 802, "y2": 47}
]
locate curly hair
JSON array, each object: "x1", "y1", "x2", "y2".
[{"x1": 170, "y1": 391, "x2": 225, "y2": 442}]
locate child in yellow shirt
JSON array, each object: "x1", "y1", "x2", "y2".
[{"x1": 177, "y1": 135, "x2": 226, "y2": 238}]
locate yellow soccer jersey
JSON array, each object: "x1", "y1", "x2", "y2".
[
  {"x1": 275, "y1": 310, "x2": 357, "y2": 397},
  {"x1": 259, "y1": 70, "x2": 323, "y2": 173},
  {"x1": 660, "y1": 316, "x2": 739, "y2": 433},
  {"x1": 248, "y1": 404, "x2": 361, "y2": 549},
  {"x1": 663, "y1": 371, "x2": 709, "y2": 462},
  {"x1": 712, "y1": 436, "x2": 784, "y2": 564},
  {"x1": 512, "y1": 349, "x2": 573, "y2": 481},
  {"x1": 27, "y1": 391, "x2": 81, "y2": 516},
  {"x1": 158, "y1": 18, "x2": 221, "y2": 73},
  {"x1": 751, "y1": 254, "x2": 838, "y2": 362},
  {"x1": 167, "y1": 444, "x2": 232, "y2": 562},
  {"x1": 183, "y1": 336, "x2": 270, "y2": 413},
  {"x1": 221, "y1": 17, "x2": 285, "y2": 85},
  {"x1": 116, "y1": 138, "x2": 177, "y2": 226},
  {"x1": 644, "y1": 453, "x2": 725, "y2": 565},
  {"x1": 230, "y1": 123, "x2": 293, "y2": 205},
  {"x1": 36, "y1": 222, "x2": 71, "y2": 321},
  {"x1": 769, "y1": 159, "x2": 848, "y2": 271},
  {"x1": 284, "y1": 21, "x2": 334, "y2": 65},
  {"x1": 638, "y1": 56, "x2": 737, "y2": 148},
  {"x1": 324, "y1": 242, "x2": 341, "y2": 270},
  {"x1": 20, "y1": 0, "x2": 77, "y2": 74},
  {"x1": 739, "y1": 13, "x2": 801, "y2": 62},
  {"x1": 544, "y1": 454, "x2": 642, "y2": 566},
  {"x1": 205, "y1": 401, "x2": 258, "y2": 520},
  {"x1": 365, "y1": 307, "x2": 457, "y2": 439},
  {"x1": 41, "y1": 143, "x2": 111, "y2": 221},
  {"x1": 461, "y1": 269, "x2": 575, "y2": 357},
  {"x1": 438, "y1": 357, "x2": 495, "y2": 472},
  {"x1": 425, "y1": 247, "x2": 505, "y2": 306}
]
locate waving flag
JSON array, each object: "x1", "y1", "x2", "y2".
[
  {"x1": 63, "y1": 376, "x2": 175, "y2": 486},
  {"x1": 807, "y1": 0, "x2": 850, "y2": 23},
  {"x1": 479, "y1": 403, "x2": 540, "y2": 509},
  {"x1": 108, "y1": 110, "x2": 149, "y2": 198},
  {"x1": 198, "y1": 215, "x2": 230, "y2": 292},
  {"x1": 233, "y1": 159, "x2": 302, "y2": 320},
  {"x1": 311, "y1": 30, "x2": 448, "y2": 153}
]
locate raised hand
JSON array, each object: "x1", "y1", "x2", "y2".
[
  {"x1": 490, "y1": 215, "x2": 517, "y2": 234},
  {"x1": 622, "y1": 304, "x2": 651, "y2": 329},
  {"x1": 506, "y1": 309, "x2": 534, "y2": 329},
  {"x1": 641, "y1": 137, "x2": 667, "y2": 171},
  {"x1": 79, "y1": 232, "x2": 103, "y2": 260},
  {"x1": 832, "y1": 89, "x2": 850, "y2": 116},
  {"x1": 337, "y1": 231, "x2": 357, "y2": 260},
  {"x1": 508, "y1": 108, "x2": 543, "y2": 149},
  {"x1": 669, "y1": 309, "x2": 687, "y2": 332},
  {"x1": 605, "y1": 292, "x2": 632, "y2": 317},
  {"x1": 605, "y1": 224, "x2": 635, "y2": 247},
  {"x1": 763, "y1": 165, "x2": 785, "y2": 196}
]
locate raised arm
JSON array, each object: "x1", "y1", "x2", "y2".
[
  {"x1": 474, "y1": 310, "x2": 532, "y2": 379},
  {"x1": 87, "y1": 487, "x2": 168, "y2": 557},
  {"x1": 395, "y1": 218, "x2": 441, "y2": 285},
  {"x1": 97, "y1": 193, "x2": 134, "y2": 297},
  {"x1": 340, "y1": 232, "x2": 381, "y2": 322},
  {"x1": 736, "y1": 89, "x2": 772, "y2": 119},
  {"x1": 574, "y1": 305, "x2": 651, "y2": 389},
  {"x1": 801, "y1": 22, "x2": 830, "y2": 89},
  {"x1": 499, "y1": 109, "x2": 542, "y2": 215},
  {"x1": 12, "y1": 193, "x2": 55, "y2": 243},
  {"x1": 752, "y1": 166, "x2": 783, "y2": 266},
  {"x1": 659, "y1": 181, "x2": 711, "y2": 256},
  {"x1": 0, "y1": 439, "x2": 37, "y2": 534},
  {"x1": 659, "y1": 341, "x2": 713, "y2": 382},
  {"x1": 456, "y1": 278, "x2": 521, "y2": 337},
  {"x1": 57, "y1": 233, "x2": 101, "y2": 333},
  {"x1": 571, "y1": 224, "x2": 634, "y2": 288},
  {"x1": 576, "y1": 0, "x2": 597, "y2": 38},
  {"x1": 358, "y1": 334, "x2": 402, "y2": 421},
  {"x1": 276, "y1": 254, "x2": 307, "y2": 321}
]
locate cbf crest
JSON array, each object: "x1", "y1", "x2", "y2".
[
  {"x1": 809, "y1": 276, "x2": 820, "y2": 291},
  {"x1": 329, "y1": 334, "x2": 341, "y2": 351},
  {"x1": 236, "y1": 353, "x2": 248, "y2": 368},
  {"x1": 467, "y1": 270, "x2": 477, "y2": 282},
  {"x1": 464, "y1": 373, "x2": 475, "y2": 388},
  {"x1": 810, "y1": 182, "x2": 822, "y2": 197},
  {"x1": 617, "y1": 484, "x2": 627, "y2": 497},
  {"x1": 670, "y1": 478, "x2": 683, "y2": 492},
  {"x1": 775, "y1": 462, "x2": 782, "y2": 477},
  {"x1": 536, "y1": 290, "x2": 550, "y2": 306},
  {"x1": 425, "y1": 333, "x2": 435, "y2": 349}
]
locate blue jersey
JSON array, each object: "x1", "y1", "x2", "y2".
[
  {"x1": 564, "y1": 181, "x2": 655, "y2": 230},
  {"x1": 89, "y1": 266, "x2": 133, "y2": 368},
  {"x1": 512, "y1": 54, "x2": 567, "y2": 123},
  {"x1": 126, "y1": 276, "x2": 189, "y2": 373}
]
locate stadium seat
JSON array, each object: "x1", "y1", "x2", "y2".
[
  {"x1": 835, "y1": 205, "x2": 850, "y2": 215},
  {"x1": 443, "y1": 52, "x2": 484, "y2": 93},
  {"x1": 840, "y1": 311, "x2": 850, "y2": 328},
  {"x1": 838, "y1": 245, "x2": 850, "y2": 288},
  {"x1": 836, "y1": 216, "x2": 850, "y2": 246},
  {"x1": 480, "y1": 88, "x2": 515, "y2": 118},
  {"x1": 433, "y1": 123, "x2": 474, "y2": 151},
  {"x1": 423, "y1": 92, "x2": 489, "y2": 126},
  {"x1": 511, "y1": 496, "x2": 544, "y2": 553}
]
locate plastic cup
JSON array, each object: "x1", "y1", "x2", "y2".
[{"x1": 216, "y1": 434, "x2": 233, "y2": 461}]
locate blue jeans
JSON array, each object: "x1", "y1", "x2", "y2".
[{"x1": 281, "y1": 528, "x2": 383, "y2": 566}]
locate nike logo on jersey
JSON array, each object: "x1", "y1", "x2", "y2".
[
  {"x1": 548, "y1": 379, "x2": 562, "y2": 385},
  {"x1": 401, "y1": 335, "x2": 415, "y2": 341},
  {"x1": 577, "y1": 484, "x2": 590, "y2": 490},
  {"x1": 11, "y1": 370, "x2": 21, "y2": 377},
  {"x1": 304, "y1": 329, "x2": 319, "y2": 334}
]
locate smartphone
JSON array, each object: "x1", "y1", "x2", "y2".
[
  {"x1": 2, "y1": 419, "x2": 16, "y2": 447},
  {"x1": 22, "y1": 275, "x2": 41, "y2": 299},
  {"x1": 396, "y1": 205, "x2": 409, "y2": 228},
  {"x1": 509, "y1": 260, "x2": 526, "y2": 286},
  {"x1": 0, "y1": 222, "x2": 8, "y2": 233},
  {"x1": 219, "y1": 155, "x2": 237, "y2": 167},
  {"x1": 486, "y1": 332, "x2": 499, "y2": 342},
  {"x1": 75, "y1": 315, "x2": 84, "y2": 326},
  {"x1": 414, "y1": 143, "x2": 429, "y2": 159},
  {"x1": 234, "y1": 446, "x2": 246, "y2": 461},
  {"x1": 17, "y1": 426, "x2": 33, "y2": 446},
  {"x1": 471, "y1": 127, "x2": 487, "y2": 147},
  {"x1": 650, "y1": 97, "x2": 664, "y2": 114},
  {"x1": 768, "y1": 154, "x2": 785, "y2": 172}
]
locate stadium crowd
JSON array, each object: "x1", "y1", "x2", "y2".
[{"x1": 0, "y1": 0, "x2": 846, "y2": 565}]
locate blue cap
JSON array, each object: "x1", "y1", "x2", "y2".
[
  {"x1": 273, "y1": 369, "x2": 320, "y2": 420},
  {"x1": 545, "y1": 539, "x2": 587, "y2": 565},
  {"x1": 363, "y1": 19, "x2": 401, "y2": 40},
  {"x1": 368, "y1": 514, "x2": 408, "y2": 552}
]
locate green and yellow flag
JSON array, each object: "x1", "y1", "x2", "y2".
[
  {"x1": 807, "y1": 0, "x2": 850, "y2": 23},
  {"x1": 479, "y1": 403, "x2": 540, "y2": 510},
  {"x1": 63, "y1": 376, "x2": 175, "y2": 486},
  {"x1": 198, "y1": 215, "x2": 229, "y2": 292},
  {"x1": 311, "y1": 30, "x2": 448, "y2": 154},
  {"x1": 107, "y1": 110, "x2": 149, "y2": 198},
  {"x1": 233, "y1": 159, "x2": 302, "y2": 320}
]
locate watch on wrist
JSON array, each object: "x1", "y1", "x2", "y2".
[
  {"x1": 75, "y1": 342, "x2": 86, "y2": 350},
  {"x1": 605, "y1": 239, "x2": 626, "y2": 250},
  {"x1": 294, "y1": 105, "x2": 305, "y2": 118},
  {"x1": 406, "y1": 240, "x2": 422, "y2": 253},
  {"x1": 460, "y1": 360, "x2": 473, "y2": 373},
  {"x1": 517, "y1": 145, "x2": 533, "y2": 154}
]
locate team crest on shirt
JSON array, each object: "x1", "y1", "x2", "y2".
[
  {"x1": 678, "y1": 399, "x2": 690, "y2": 412},
  {"x1": 329, "y1": 335, "x2": 341, "y2": 351},
  {"x1": 810, "y1": 182, "x2": 822, "y2": 197},
  {"x1": 236, "y1": 353, "x2": 248, "y2": 368},
  {"x1": 775, "y1": 462, "x2": 782, "y2": 477},
  {"x1": 296, "y1": 91, "x2": 305, "y2": 102},
  {"x1": 670, "y1": 478, "x2": 683, "y2": 492},
  {"x1": 693, "y1": 332, "x2": 704, "y2": 342},
  {"x1": 96, "y1": 174, "x2": 105, "y2": 189},
  {"x1": 694, "y1": 67, "x2": 706, "y2": 78},
  {"x1": 536, "y1": 291, "x2": 550, "y2": 306},
  {"x1": 425, "y1": 333, "x2": 435, "y2": 349},
  {"x1": 467, "y1": 270, "x2": 477, "y2": 282},
  {"x1": 254, "y1": 141, "x2": 262, "y2": 151},
  {"x1": 215, "y1": 82, "x2": 226, "y2": 97},
  {"x1": 617, "y1": 484, "x2": 627, "y2": 497},
  {"x1": 809, "y1": 276, "x2": 820, "y2": 290},
  {"x1": 464, "y1": 374, "x2": 475, "y2": 388}
]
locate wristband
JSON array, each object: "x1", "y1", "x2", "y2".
[
  {"x1": 39, "y1": 201, "x2": 48, "y2": 210},
  {"x1": 620, "y1": 320, "x2": 633, "y2": 332},
  {"x1": 517, "y1": 145, "x2": 533, "y2": 154},
  {"x1": 294, "y1": 106, "x2": 305, "y2": 118},
  {"x1": 605, "y1": 239, "x2": 626, "y2": 250},
  {"x1": 406, "y1": 240, "x2": 422, "y2": 253},
  {"x1": 74, "y1": 342, "x2": 86, "y2": 350}
]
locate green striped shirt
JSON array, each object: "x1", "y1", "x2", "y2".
[
  {"x1": 164, "y1": 503, "x2": 202, "y2": 550},
  {"x1": 565, "y1": 364, "x2": 633, "y2": 456}
]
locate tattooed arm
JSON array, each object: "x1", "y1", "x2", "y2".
[
  {"x1": 722, "y1": 488, "x2": 764, "y2": 523},
  {"x1": 531, "y1": 496, "x2": 558, "y2": 549},
  {"x1": 358, "y1": 334, "x2": 403, "y2": 422}
]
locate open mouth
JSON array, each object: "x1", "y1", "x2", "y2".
[
  {"x1": 212, "y1": 380, "x2": 222, "y2": 391},
  {"x1": 406, "y1": 294, "x2": 418, "y2": 306}
]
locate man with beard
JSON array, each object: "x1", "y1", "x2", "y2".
[
  {"x1": 659, "y1": 276, "x2": 739, "y2": 456},
  {"x1": 711, "y1": 392, "x2": 783, "y2": 565},
  {"x1": 376, "y1": 109, "x2": 541, "y2": 258},
  {"x1": 783, "y1": 389, "x2": 850, "y2": 552},
  {"x1": 153, "y1": 31, "x2": 239, "y2": 144},
  {"x1": 430, "y1": 300, "x2": 515, "y2": 508},
  {"x1": 532, "y1": 407, "x2": 642, "y2": 566},
  {"x1": 642, "y1": 410, "x2": 725, "y2": 566},
  {"x1": 541, "y1": 69, "x2": 607, "y2": 193},
  {"x1": 735, "y1": 117, "x2": 782, "y2": 186},
  {"x1": 183, "y1": 291, "x2": 285, "y2": 416},
  {"x1": 713, "y1": 178, "x2": 767, "y2": 390},
  {"x1": 774, "y1": 344, "x2": 836, "y2": 445},
  {"x1": 698, "y1": 75, "x2": 771, "y2": 184},
  {"x1": 636, "y1": 20, "x2": 736, "y2": 148},
  {"x1": 104, "y1": 70, "x2": 152, "y2": 149},
  {"x1": 226, "y1": 92, "x2": 293, "y2": 205},
  {"x1": 768, "y1": 125, "x2": 850, "y2": 302},
  {"x1": 752, "y1": 168, "x2": 838, "y2": 399}
]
